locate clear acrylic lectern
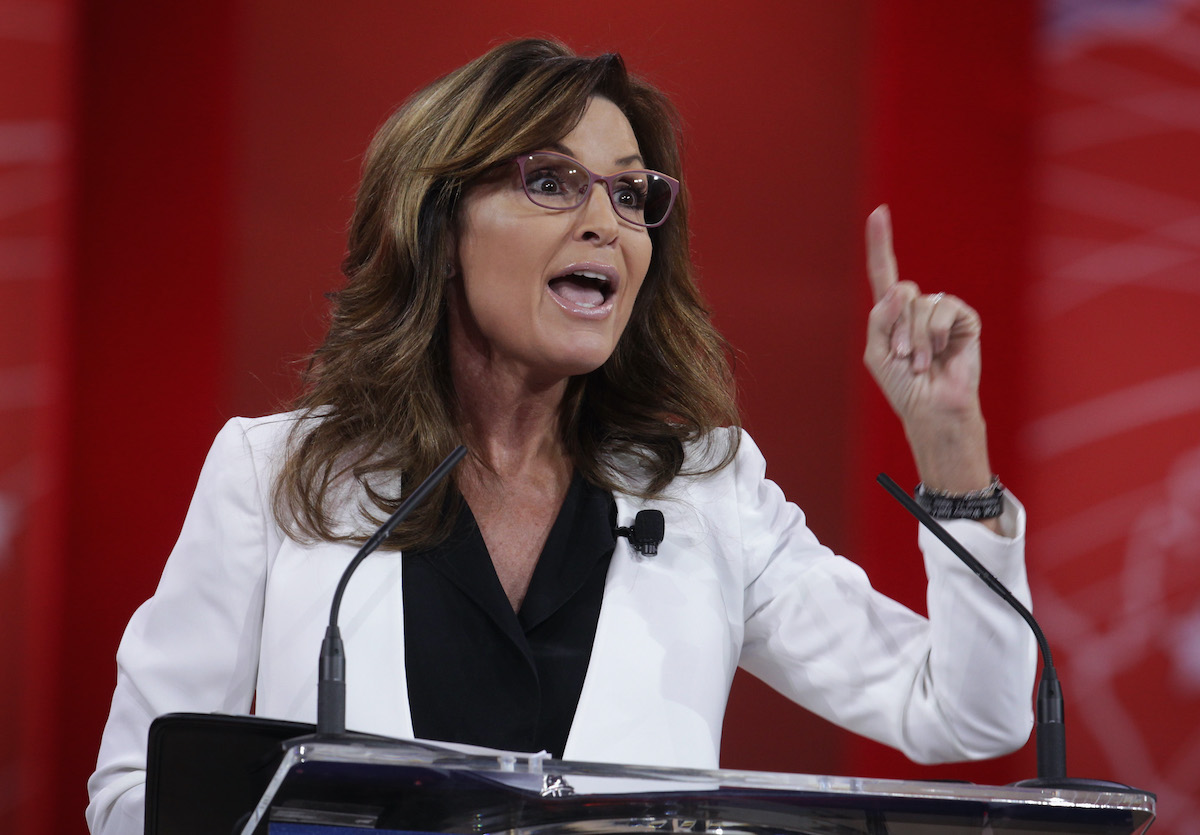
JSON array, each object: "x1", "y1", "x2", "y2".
[{"x1": 146, "y1": 713, "x2": 1156, "y2": 835}]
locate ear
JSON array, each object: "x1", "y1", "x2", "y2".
[
  {"x1": 445, "y1": 203, "x2": 463, "y2": 279},
  {"x1": 445, "y1": 238, "x2": 461, "y2": 280}
]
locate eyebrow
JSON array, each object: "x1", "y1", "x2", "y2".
[{"x1": 547, "y1": 142, "x2": 645, "y2": 169}]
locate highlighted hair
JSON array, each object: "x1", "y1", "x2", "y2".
[{"x1": 274, "y1": 38, "x2": 739, "y2": 549}]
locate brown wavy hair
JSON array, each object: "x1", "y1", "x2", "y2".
[{"x1": 273, "y1": 38, "x2": 740, "y2": 549}]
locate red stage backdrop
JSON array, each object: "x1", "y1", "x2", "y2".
[
  {"x1": 4, "y1": 2, "x2": 1195, "y2": 834},
  {"x1": 0, "y1": 1, "x2": 75, "y2": 832},
  {"x1": 845, "y1": 0, "x2": 1037, "y2": 787},
  {"x1": 1023, "y1": 0, "x2": 1200, "y2": 829}
]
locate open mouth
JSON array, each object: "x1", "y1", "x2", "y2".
[{"x1": 547, "y1": 269, "x2": 615, "y2": 310}]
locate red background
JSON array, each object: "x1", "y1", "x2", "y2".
[{"x1": 4, "y1": 1, "x2": 1198, "y2": 833}]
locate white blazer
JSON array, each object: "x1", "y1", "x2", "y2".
[{"x1": 87, "y1": 414, "x2": 1036, "y2": 834}]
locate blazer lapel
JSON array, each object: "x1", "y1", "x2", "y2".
[{"x1": 561, "y1": 488, "x2": 732, "y2": 769}]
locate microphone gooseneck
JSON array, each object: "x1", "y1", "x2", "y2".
[
  {"x1": 875, "y1": 473, "x2": 1065, "y2": 780},
  {"x1": 316, "y1": 445, "x2": 468, "y2": 736},
  {"x1": 878, "y1": 473, "x2": 1154, "y2": 794}
]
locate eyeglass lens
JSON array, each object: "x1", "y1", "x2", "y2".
[{"x1": 520, "y1": 153, "x2": 675, "y2": 227}]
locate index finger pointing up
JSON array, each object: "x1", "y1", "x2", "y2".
[{"x1": 866, "y1": 204, "x2": 899, "y2": 303}]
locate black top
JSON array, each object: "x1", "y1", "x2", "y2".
[{"x1": 402, "y1": 472, "x2": 616, "y2": 757}]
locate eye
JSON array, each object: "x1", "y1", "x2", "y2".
[
  {"x1": 612, "y1": 173, "x2": 650, "y2": 209},
  {"x1": 521, "y1": 157, "x2": 584, "y2": 205},
  {"x1": 526, "y1": 167, "x2": 565, "y2": 194}
]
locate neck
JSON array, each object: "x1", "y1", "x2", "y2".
[
  {"x1": 456, "y1": 372, "x2": 569, "y2": 477},
  {"x1": 449, "y1": 333, "x2": 571, "y2": 483}
]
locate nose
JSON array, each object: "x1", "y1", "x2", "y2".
[{"x1": 575, "y1": 180, "x2": 622, "y2": 244}]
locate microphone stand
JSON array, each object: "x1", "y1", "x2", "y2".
[
  {"x1": 877, "y1": 473, "x2": 1148, "y2": 792},
  {"x1": 300, "y1": 445, "x2": 468, "y2": 739}
]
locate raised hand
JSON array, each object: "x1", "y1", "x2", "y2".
[{"x1": 863, "y1": 205, "x2": 995, "y2": 503}]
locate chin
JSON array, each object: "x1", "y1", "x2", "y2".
[
  {"x1": 557, "y1": 356, "x2": 610, "y2": 380},
  {"x1": 545, "y1": 346, "x2": 615, "y2": 380},
  {"x1": 538, "y1": 331, "x2": 616, "y2": 374}
]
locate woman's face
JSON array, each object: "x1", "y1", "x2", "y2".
[{"x1": 451, "y1": 96, "x2": 654, "y2": 386}]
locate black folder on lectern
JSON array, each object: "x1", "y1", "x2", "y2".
[
  {"x1": 146, "y1": 713, "x2": 310, "y2": 834},
  {"x1": 147, "y1": 712, "x2": 1156, "y2": 835}
]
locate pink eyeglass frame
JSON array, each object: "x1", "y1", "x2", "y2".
[{"x1": 514, "y1": 151, "x2": 680, "y2": 228}]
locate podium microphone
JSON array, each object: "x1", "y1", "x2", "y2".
[
  {"x1": 875, "y1": 474, "x2": 1064, "y2": 780},
  {"x1": 876, "y1": 473, "x2": 1145, "y2": 792},
  {"x1": 316, "y1": 445, "x2": 468, "y2": 736}
]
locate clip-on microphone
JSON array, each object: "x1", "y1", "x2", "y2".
[{"x1": 614, "y1": 509, "x2": 665, "y2": 556}]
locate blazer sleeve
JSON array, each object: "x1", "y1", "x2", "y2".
[
  {"x1": 733, "y1": 431, "x2": 1036, "y2": 764},
  {"x1": 86, "y1": 418, "x2": 279, "y2": 835}
]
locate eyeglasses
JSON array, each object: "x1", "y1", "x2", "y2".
[{"x1": 515, "y1": 151, "x2": 679, "y2": 228}]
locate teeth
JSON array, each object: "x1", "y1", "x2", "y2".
[{"x1": 572, "y1": 270, "x2": 610, "y2": 283}]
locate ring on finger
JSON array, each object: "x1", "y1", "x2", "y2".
[{"x1": 929, "y1": 292, "x2": 945, "y2": 307}]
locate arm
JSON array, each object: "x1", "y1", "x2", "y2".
[
  {"x1": 739, "y1": 207, "x2": 1036, "y2": 759},
  {"x1": 86, "y1": 419, "x2": 275, "y2": 835},
  {"x1": 864, "y1": 205, "x2": 999, "y2": 531},
  {"x1": 735, "y1": 433, "x2": 1035, "y2": 763}
]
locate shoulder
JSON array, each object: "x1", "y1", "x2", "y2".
[
  {"x1": 210, "y1": 409, "x2": 324, "y2": 467},
  {"x1": 677, "y1": 426, "x2": 765, "y2": 489},
  {"x1": 226, "y1": 408, "x2": 319, "y2": 447},
  {"x1": 604, "y1": 426, "x2": 761, "y2": 493},
  {"x1": 186, "y1": 411, "x2": 326, "y2": 512},
  {"x1": 609, "y1": 426, "x2": 764, "y2": 503},
  {"x1": 611, "y1": 427, "x2": 821, "y2": 586},
  {"x1": 666, "y1": 429, "x2": 812, "y2": 557}
]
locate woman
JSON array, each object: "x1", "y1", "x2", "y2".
[{"x1": 87, "y1": 39, "x2": 1035, "y2": 833}]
